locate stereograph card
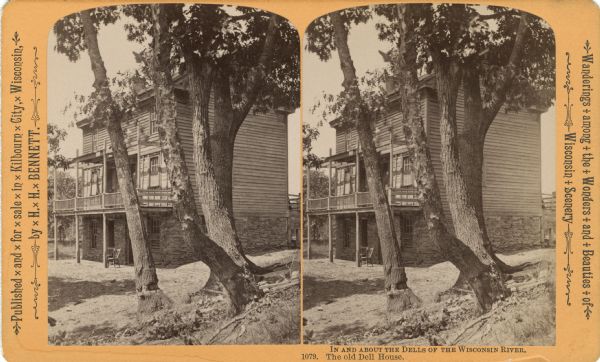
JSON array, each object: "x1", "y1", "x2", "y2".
[{"x1": 1, "y1": 0, "x2": 599, "y2": 361}]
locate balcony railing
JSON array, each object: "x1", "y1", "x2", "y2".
[
  {"x1": 306, "y1": 187, "x2": 419, "y2": 212},
  {"x1": 53, "y1": 189, "x2": 173, "y2": 213}
]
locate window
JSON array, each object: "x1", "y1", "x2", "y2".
[
  {"x1": 90, "y1": 220, "x2": 98, "y2": 248},
  {"x1": 150, "y1": 112, "x2": 157, "y2": 135},
  {"x1": 148, "y1": 217, "x2": 161, "y2": 235},
  {"x1": 392, "y1": 154, "x2": 414, "y2": 188},
  {"x1": 401, "y1": 156, "x2": 414, "y2": 187},
  {"x1": 399, "y1": 215, "x2": 413, "y2": 250},
  {"x1": 147, "y1": 216, "x2": 161, "y2": 248},
  {"x1": 149, "y1": 156, "x2": 159, "y2": 188},
  {"x1": 336, "y1": 165, "x2": 356, "y2": 196},
  {"x1": 89, "y1": 169, "x2": 102, "y2": 196},
  {"x1": 91, "y1": 128, "x2": 98, "y2": 151}
]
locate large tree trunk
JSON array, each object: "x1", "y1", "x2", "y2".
[
  {"x1": 433, "y1": 61, "x2": 506, "y2": 287},
  {"x1": 183, "y1": 15, "x2": 281, "y2": 275},
  {"x1": 330, "y1": 12, "x2": 420, "y2": 313},
  {"x1": 453, "y1": 14, "x2": 532, "y2": 276},
  {"x1": 393, "y1": 4, "x2": 508, "y2": 311},
  {"x1": 459, "y1": 68, "x2": 519, "y2": 275},
  {"x1": 80, "y1": 10, "x2": 168, "y2": 313},
  {"x1": 150, "y1": 4, "x2": 261, "y2": 314}
]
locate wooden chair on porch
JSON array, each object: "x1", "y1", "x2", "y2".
[
  {"x1": 360, "y1": 246, "x2": 374, "y2": 267},
  {"x1": 107, "y1": 248, "x2": 121, "y2": 268}
]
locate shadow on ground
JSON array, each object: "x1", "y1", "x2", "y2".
[
  {"x1": 48, "y1": 276, "x2": 136, "y2": 311},
  {"x1": 303, "y1": 275, "x2": 382, "y2": 310}
]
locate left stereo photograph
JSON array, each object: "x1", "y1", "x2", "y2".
[{"x1": 47, "y1": 4, "x2": 301, "y2": 345}]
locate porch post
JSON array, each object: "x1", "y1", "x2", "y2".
[
  {"x1": 102, "y1": 140, "x2": 107, "y2": 207},
  {"x1": 355, "y1": 211, "x2": 360, "y2": 267},
  {"x1": 328, "y1": 148, "x2": 333, "y2": 262},
  {"x1": 75, "y1": 149, "x2": 79, "y2": 209},
  {"x1": 136, "y1": 120, "x2": 141, "y2": 188},
  {"x1": 306, "y1": 213, "x2": 311, "y2": 260},
  {"x1": 53, "y1": 166, "x2": 58, "y2": 260},
  {"x1": 389, "y1": 126, "x2": 393, "y2": 202},
  {"x1": 75, "y1": 215, "x2": 80, "y2": 263},
  {"x1": 102, "y1": 213, "x2": 108, "y2": 268},
  {"x1": 354, "y1": 148, "x2": 359, "y2": 207},
  {"x1": 75, "y1": 149, "x2": 80, "y2": 263}
]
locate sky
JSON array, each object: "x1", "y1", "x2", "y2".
[
  {"x1": 48, "y1": 18, "x2": 302, "y2": 194},
  {"x1": 302, "y1": 18, "x2": 557, "y2": 194}
]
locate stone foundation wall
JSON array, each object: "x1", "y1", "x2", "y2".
[
  {"x1": 330, "y1": 211, "x2": 546, "y2": 266},
  {"x1": 485, "y1": 215, "x2": 543, "y2": 252},
  {"x1": 235, "y1": 215, "x2": 289, "y2": 253},
  {"x1": 408, "y1": 216, "x2": 444, "y2": 266},
  {"x1": 158, "y1": 212, "x2": 196, "y2": 267},
  {"x1": 79, "y1": 211, "x2": 290, "y2": 267}
]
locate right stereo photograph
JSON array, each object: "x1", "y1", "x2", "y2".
[{"x1": 302, "y1": 4, "x2": 556, "y2": 345}]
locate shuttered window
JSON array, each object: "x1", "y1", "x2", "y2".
[
  {"x1": 392, "y1": 154, "x2": 415, "y2": 188},
  {"x1": 149, "y1": 156, "x2": 159, "y2": 188},
  {"x1": 336, "y1": 165, "x2": 356, "y2": 195},
  {"x1": 150, "y1": 112, "x2": 158, "y2": 135}
]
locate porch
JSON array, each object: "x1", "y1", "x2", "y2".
[
  {"x1": 306, "y1": 187, "x2": 419, "y2": 213},
  {"x1": 53, "y1": 188, "x2": 172, "y2": 213}
]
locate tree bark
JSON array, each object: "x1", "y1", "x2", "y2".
[
  {"x1": 393, "y1": 4, "x2": 508, "y2": 311},
  {"x1": 150, "y1": 4, "x2": 261, "y2": 314},
  {"x1": 79, "y1": 10, "x2": 168, "y2": 313},
  {"x1": 330, "y1": 12, "x2": 420, "y2": 313},
  {"x1": 454, "y1": 14, "x2": 532, "y2": 275},
  {"x1": 433, "y1": 59, "x2": 506, "y2": 283},
  {"x1": 183, "y1": 15, "x2": 281, "y2": 275}
]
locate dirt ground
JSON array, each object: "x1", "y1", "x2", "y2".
[
  {"x1": 49, "y1": 249, "x2": 300, "y2": 345},
  {"x1": 303, "y1": 248, "x2": 555, "y2": 345}
]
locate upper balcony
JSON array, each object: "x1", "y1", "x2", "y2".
[
  {"x1": 306, "y1": 187, "x2": 419, "y2": 213},
  {"x1": 53, "y1": 189, "x2": 172, "y2": 214}
]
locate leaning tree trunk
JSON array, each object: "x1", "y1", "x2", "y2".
[
  {"x1": 393, "y1": 4, "x2": 508, "y2": 311},
  {"x1": 330, "y1": 12, "x2": 420, "y2": 313},
  {"x1": 184, "y1": 15, "x2": 281, "y2": 275},
  {"x1": 150, "y1": 4, "x2": 261, "y2": 314},
  {"x1": 433, "y1": 62, "x2": 506, "y2": 289},
  {"x1": 80, "y1": 10, "x2": 168, "y2": 313},
  {"x1": 457, "y1": 65, "x2": 533, "y2": 275}
]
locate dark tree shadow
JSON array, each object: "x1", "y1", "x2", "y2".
[
  {"x1": 48, "y1": 276, "x2": 136, "y2": 311},
  {"x1": 303, "y1": 276, "x2": 383, "y2": 310}
]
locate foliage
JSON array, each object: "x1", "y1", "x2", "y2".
[
  {"x1": 375, "y1": 4, "x2": 556, "y2": 112},
  {"x1": 48, "y1": 123, "x2": 70, "y2": 169},
  {"x1": 125, "y1": 4, "x2": 300, "y2": 113},
  {"x1": 302, "y1": 124, "x2": 323, "y2": 169}
]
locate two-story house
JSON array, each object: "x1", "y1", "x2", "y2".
[
  {"x1": 52, "y1": 77, "x2": 293, "y2": 267},
  {"x1": 305, "y1": 75, "x2": 546, "y2": 266}
]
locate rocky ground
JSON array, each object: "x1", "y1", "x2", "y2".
[
  {"x1": 48, "y1": 249, "x2": 300, "y2": 345},
  {"x1": 303, "y1": 248, "x2": 555, "y2": 345}
]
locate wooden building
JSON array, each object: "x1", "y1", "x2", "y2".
[
  {"x1": 52, "y1": 78, "x2": 293, "y2": 267},
  {"x1": 305, "y1": 76, "x2": 547, "y2": 266}
]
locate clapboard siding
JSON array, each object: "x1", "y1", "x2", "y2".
[
  {"x1": 233, "y1": 111, "x2": 288, "y2": 217},
  {"x1": 175, "y1": 98, "x2": 288, "y2": 217},
  {"x1": 81, "y1": 105, "x2": 155, "y2": 155},
  {"x1": 425, "y1": 89, "x2": 542, "y2": 217},
  {"x1": 331, "y1": 86, "x2": 542, "y2": 219},
  {"x1": 81, "y1": 95, "x2": 288, "y2": 219},
  {"x1": 334, "y1": 102, "x2": 415, "y2": 155}
]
